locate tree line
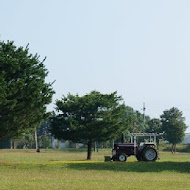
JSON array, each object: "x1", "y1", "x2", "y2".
[{"x1": 0, "y1": 41, "x2": 187, "y2": 159}]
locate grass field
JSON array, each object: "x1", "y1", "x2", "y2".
[{"x1": 0, "y1": 149, "x2": 189, "y2": 190}]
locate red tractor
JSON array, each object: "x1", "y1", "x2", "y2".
[{"x1": 111, "y1": 133, "x2": 162, "y2": 162}]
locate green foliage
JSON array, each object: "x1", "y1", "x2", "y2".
[
  {"x1": 37, "y1": 120, "x2": 51, "y2": 148},
  {"x1": 0, "y1": 137, "x2": 11, "y2": 148},
  {"x1": 126, "y1": 107, "x2": 150, "y2": 133},
  {"x1": 39, "y1": 136, "x2": 51, "y2": 149},
  {"x1": 0, "y1": 41, "x2": 54, "y2": 139},
  {"x1": 146, "y1": 118, "x2": 162, "y2": 133},
  {"x1": 51, "y1": 91, "x2": 128, "y2": 143},
  {"x1": 50, "y1": 91, "x2": 129, "y2": 159},
  {"x1": 13, "y1": 120, "x2": 52, "y2": 149},
  {"x1": 160, "y1": 142, "x2": 190, "y2": 153},
  {"x1": 37, "y1": 120, "x2": 50, "y2": 137},
  {"x1": 11, "y1": 128, "x2": 36, "y2": 149},
  {"x1": 161, "y1": 107, "x2": 187, "y2": 150}
]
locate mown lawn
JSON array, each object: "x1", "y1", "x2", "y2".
[{"x1": 0, "y1": 149, "x2": 189, "y2": 190}]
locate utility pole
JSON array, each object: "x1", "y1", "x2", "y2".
[
  {"x1": 35, "y1": 127, "x2": 38, "y2": 150},
  {"x1": 143, "y1": 102, "x2": 146, "y2": 125}
]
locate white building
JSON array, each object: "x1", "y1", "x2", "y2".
[
  {"x1": 51, "y1": 137, "x2": 84, "y2": 149},
  {"x1": 51, "y1": 138, "x2": 70, "y2": 148}
]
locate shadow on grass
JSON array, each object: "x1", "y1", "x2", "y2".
[{"x1": 66, "y1": 161, "x2": 190, "y2": 173}]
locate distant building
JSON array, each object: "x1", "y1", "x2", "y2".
[
  {"x1": 51, "y1": 138, "x2": 70, "y2": 148},
  {"x1": 51, "y1": 137, "x2": 84, "y2": 149}
]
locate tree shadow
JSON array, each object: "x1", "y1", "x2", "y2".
[{"x1": 66, "y1": 161, "x2": 190, "y2": 173}]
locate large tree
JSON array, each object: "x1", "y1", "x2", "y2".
[
  {"x1": 50, "y1": 91, "x2": 128, "y2": 160},
  {"x1": 161, "y1": 107, "x2": 187, "y2": 153},
  {"x1": 0, "y1": 41, "x2": 54, "y2": 140}
]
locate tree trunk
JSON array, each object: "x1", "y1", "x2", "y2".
[
  {"x1": 87, "y1": 140, "x2": 92, "y2": 160},
  {"x1": 11, "y1": 139, "x2": 15, "y2": 149},
  {"x1": 171, "y1": 144, "x2": 177, "y2": 154},
  {"x1": 171, "y1": 144, "x2": 174, "y2": 154}
]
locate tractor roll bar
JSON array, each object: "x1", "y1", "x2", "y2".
[{"x1": 129, "y1": 133, "x2": 163, "y2": 155}]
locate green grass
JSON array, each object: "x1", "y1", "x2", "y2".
[
  {"x1": 0, "y1": 149, "x2": 189, "y2": 190},
  {"x1": 159, "y1": 143, "x2": 190, "y2": 153}
]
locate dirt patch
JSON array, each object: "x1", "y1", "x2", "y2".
[{"x1": 0, "y1": 161, "x2": 11, "y2": 165}]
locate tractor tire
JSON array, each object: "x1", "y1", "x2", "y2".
[
  {"x1": 142, "y1": 147, "x2": 158, "y2": 161},
  {"x1": 136, "y1": 153, "x2": 143, "y2": 161},
  {"x1": 118, "y1": 153, "x2": 127, "y2": 162}
]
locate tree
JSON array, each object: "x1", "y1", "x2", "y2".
[
  {"x1": 50, "y1": 91, "x2": 128, "y2": 160},
  {"x1": 146, "y1": 118, "x2": 162, "y2": 133},
  {"x1": 126, "y1": 108, "x2": 150, "y2": 133},
  {"x1": 161, "y1": 107, "x2": 187, "y2": 153},
  {"x1": 12, "y1": 128, "x2": 36, "y2": 149},
  {"x1": 37, "y1": 120, "x2": 51, "y2": 149},
  {"x1": 0, "y1": 41, "x2": 54, "y2": 140}
]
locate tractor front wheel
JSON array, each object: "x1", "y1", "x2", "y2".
[{"x1": 118, "y1": 153, "x2": 127, "y2": 162}]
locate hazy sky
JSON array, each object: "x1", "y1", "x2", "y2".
[{"x1": 1, "y1": 0, "x2": 190, "y2": 132}]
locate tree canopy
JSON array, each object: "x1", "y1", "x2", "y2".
[
  {"x1": 161, "y1": 107, "x2": 187, "y2": 153},
  {"x1": 50, "y1": 91, "x2": 129, "y2": 159},
  {"x1": 125, "y1": 107, "x2": 150, "y2": 133},
  {"x1": 146, "y1": 118, "x2": 162, "y2": 133},
  {"x1": 0, "y1": 41, "x2": 54, "y2": 140}
]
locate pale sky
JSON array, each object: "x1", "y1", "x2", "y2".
[{"x1": 1, "y1": 0, "x2": 190, "y2": 132}]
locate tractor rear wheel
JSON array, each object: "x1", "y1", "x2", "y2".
[{"x1": 142, "y1": 147, "x2": 158, "y2": 161}]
